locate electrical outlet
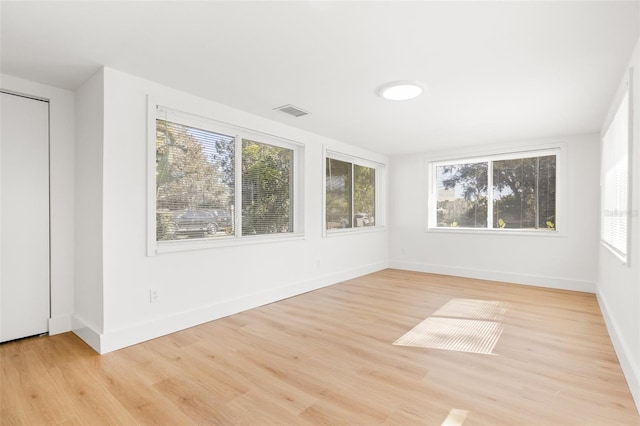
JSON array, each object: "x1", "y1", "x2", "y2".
[{"x1": 149, "y1": 289, "x2": 160, "y2": 304}]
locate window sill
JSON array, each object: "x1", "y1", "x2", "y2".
[
  {"x1": 426, "y1": 227, "x2": 565, "y2": 238},
  {"x1": 325, "y1": 226, "x2": 386, "y2": 237},
  {"x1": 152, "y1": 232, "x2": 305, "y2": 255},
  {"x1": 600, "y1": 241, "x2": 628, "y2": 265}
]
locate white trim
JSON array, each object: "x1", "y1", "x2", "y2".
[
  {"x1": 48, "y1": 314, "x2": 72, "y2": 335},
  {"x1": 156, "y1": 233, "x2": 305, "y2": 254},
  {"x1": 157, "y1": 104, "x2": 304, "y2": 149},
  {"x1": 146, "y1": 96, "x2": 157, "y2": 256},
  {"x1": 321, "y1": 144, "x2": 328, "y2": 238},
  {"x1": 389, "y1": 260, "x2": 596, "y2": 293},
  {"x1": 325, "y1": 149, "x2": 384, "y2": 169},
  {"x1": 597, "y1": 291, "x2": 640, "y2": 412},
  {"x1": 429, "y1": 146, "x2": 561, "y2": 166},
  {"x1": 425, "y1": 227, "x2": 567, "y2": 238},
  {"x1": 629, "y1": 67, "x2": 635, "y2": 266},
  {"x1": 423, "y1": 139, "x2": 565, "y2": 163},
  {"x1": 85, "y1": 261, "x2": 388, "y2": 354},
  {"x1": 71, "y1": 314, "x2": 102, "y2": 353},
  {"x1": 234, "y1": 133, "x2": 243, "y2": 236},
  {"x1": 375, "y1": 163, "x2": 387, "y2": 230},
  {"x1": 0, "y1": 88, "x2": 49, "y2": 103},
  {"x1": 325, "y1": 226, "x2": 387, "y2": 237},
  {"x1": 601, "y1": 240, "x2": 629, "y2": 264}
]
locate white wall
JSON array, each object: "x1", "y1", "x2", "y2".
[
  {"x1": 0, "y1": 74, "x2": 75, "y2": 335},
  {"x1": 597, "y1": 38, "x2": 640, "y2": 412},
  {"x1": 389, "y1": 134, "x2": 600, "y2": 293},
  {"x1": 74, "y1": 67, "x2": 389, "y2": 353},
  {"x1": 73, "y1": 69, "x2": 105, "y2": 348}
]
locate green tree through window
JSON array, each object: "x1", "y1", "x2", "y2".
[
  {"x1": 241, "y1": 139, "x2": 293, "y2": 235},
  {"x1": 434, "y1": 153, "x2": 556, "y2": 230},
  {"x1": 156, "y1": 119, "x2": 234, "y2": 240},
  {"x1": 155, "y1": 114, "x2": 300, "y2": 243},
  {"x1": 493, "y1": 156, "x2": 556, "y2": 229},
  {"x1": 326, "y1": 157, "x2": 376, "y2": 230}
]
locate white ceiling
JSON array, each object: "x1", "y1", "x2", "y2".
[{"x1": 1, "y1": 1, "x2": 638, "y2": 155}]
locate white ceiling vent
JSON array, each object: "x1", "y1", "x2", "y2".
[{"x1": 274, "y1": 104, "x2": 310, "y2": 117}]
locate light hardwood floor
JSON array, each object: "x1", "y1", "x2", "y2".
[{"x1": 1, "y1": 269, "x2": 639, "y2": 425}]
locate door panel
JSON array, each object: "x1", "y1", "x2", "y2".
[{"x1": 0, "y1": 92, "x2": 50, "y2": 342}]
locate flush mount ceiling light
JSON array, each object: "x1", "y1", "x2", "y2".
[{"x1": 378, "y1": 81, "x2": 425, "y2": 101}]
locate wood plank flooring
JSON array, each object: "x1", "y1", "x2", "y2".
[{"x1": 2, "y1": 269, "x2": 639, "y2": 425}]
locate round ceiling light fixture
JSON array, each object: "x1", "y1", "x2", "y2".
[{"x1": 378, "y1": 81, "x2": 425, "y2": 101}]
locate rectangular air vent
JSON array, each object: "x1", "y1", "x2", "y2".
[{"x1": 274, "y1": 104, "x2": 310, "y2": 117}]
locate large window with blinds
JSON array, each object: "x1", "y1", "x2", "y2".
[
  {"x1": 428, "y1": 148, "x2": 560, "y2": 232},
  {"x1": 241, "y1": 139, "x2": 293, "y2": 235},
  {"x1": 601, "y1": 85, "x2": 631, "y2": 262},
  {"x1": 325, "y1": 152, "x2": 383, "y2": 232},
  {"x1": 151, "y1": 104, "x2": 303, "y2": 253}
]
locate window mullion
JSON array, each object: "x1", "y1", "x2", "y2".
[
  {"x1": 289, "y1": 149, "x2": 295, "y2": 233},
  {"x1": 487, "y1": 160, "x2": 494, "y2": 228},
  {"x1": 351, "y1": 163, "x2": 355, "y2": 228},
  {"x1": 234, "y1": 134, "x2": 242, "y2": 237},
  {"x1": 535, "y1": 156, "x2": 540, "y2": 229}
]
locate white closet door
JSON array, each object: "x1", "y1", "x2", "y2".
[{"x1": 0, "y1": 92, "x2": 50, "y2": 342}]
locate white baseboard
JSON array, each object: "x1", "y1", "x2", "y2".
[
  {"x1": 79, "y1": 261, "x2": 387, "y2": 354},
  {"x1": 389, "y1": 260, "x2": 596, "y2": 293},
  {"x1": 597, "y1": 291, "x2": 640, "y2": 414},
  {"x1": 48, "y1": 314, "x2": 72, "y2": 335},
  {"x1": 71, "y1": 314, "x2": 102, "y2": 353}
]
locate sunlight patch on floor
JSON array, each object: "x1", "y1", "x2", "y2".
[
  {"x1": 433, "y1": 299, "x2": 510, "y2": 321},
  {"x1": 440, "y1": 408, "x2": 469, "y2": 426},
  {"x1": 393, "y1": 299, "x2": 510, "y2": 355},
  {"x1": 393, "y1": 317, "x2": 503, "y2": 354}
]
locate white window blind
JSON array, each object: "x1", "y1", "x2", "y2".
[
  {"x1": 155, "y1": 113, "x2": 235, "y2": 241},
  {"x1": 241, "y1": 139, "x2": 293, "y2": 235},
  {"x1": 601, "y1": 88, "x2": 630, "y2": 261},
  {"x1": 152, "y1": 104, "x2": 304, "y2": 251}
]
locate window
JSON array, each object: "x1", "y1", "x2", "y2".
[
  {"x1": 430, "y1": 149, "x2": 559, "y2": 231},
  {"x1": 493, "y1": 155, "x2": 556, "y2": 230},
  {"x1": 156, "y1": 118, "x2": 235, "y2": 240},
  {"x1": 241, "y1": 139, "x2": 293, "y2": 235},
  {"x1": 435, "y1": 161, "x2": 488, "y2": 228},
  {"x1": 325, "y1": 152, "x2": 382, "y2": 231},
  {"x1": 601, "y1": 85, "x2": 631, "y2": 262},
  {"x1": 151, "y1": 104, "x2": 303, "y2": 253}
]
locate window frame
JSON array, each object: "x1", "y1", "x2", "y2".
[
  {"x1": 600, "y1": 71, "x2": 633, "y2": 264},
  {"x1": 147, "y1": 98, "x2": 305, "y2": 255},
  {"x1": 323, "y1": 149, "x2": 386, "y2": 236},
  {"x1": 426, "y1": 144, "x2": 565, "y2": 236}
]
